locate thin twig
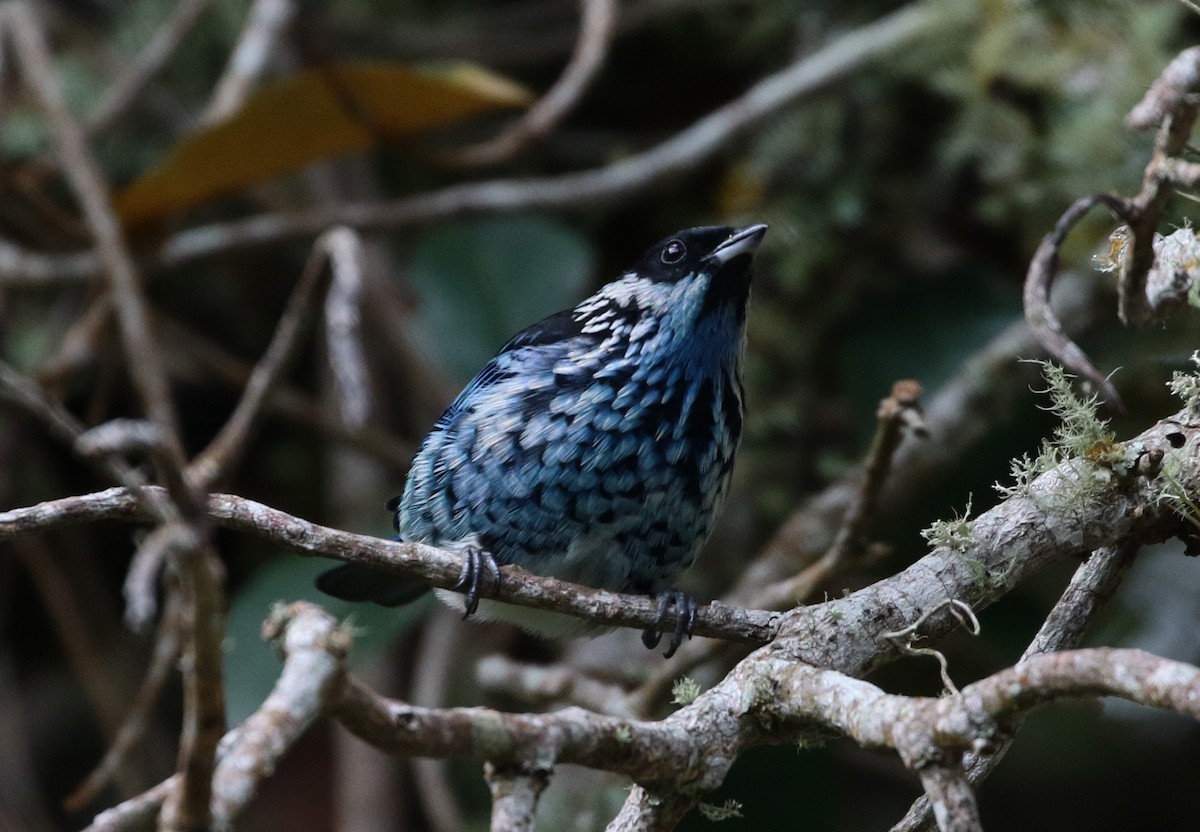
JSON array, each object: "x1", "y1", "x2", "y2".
[
  {"x1": 159, "y1": 542, "x2": 227, "y2": 832},
  {"x1": 757, "y1": 380, "x2": 924, "y2": 610},
  {"x1": 890, "y1": 542, "x2": 1139, "y2": 832},
  {"x1": 0, "y1": 0, "x2": 957, "y2": 282},
  {"x1": 881, "y1": 599, "x2": 981, "y2": 695},
  {"x1": 916, "y1": 766, "x2": 982, "y2": 832},
  {"x1": 83, "y1": 602, "x2": 346, "y2": 832},
  {"x1": 2, "y1": 1, "x2": 188, "y2": 465},
  {"x1": 188, "y1": 228, "x2": 341, "y2": 487},
  {"x1": 157, "y1": 311, "x2": 415, "y2": 471},
  {"x1": 1121, "y1": 46, "x2": 1200, "y2": 326},
  {"x1": 439, "y1": 0, "x2": 617, "y2": 167},
  {"x1": 203, "y1": 0, "x2": 297, "y2": 125},
  {"x1": 410, "y1": 609, "x2": 470, "y2": 832},
  {"x1": 84, "y1": 0, "x2": 213, "y2": 136},
  {"x1": 321, "y1": 228, "x2": 370, "y2": 429},
  {"x1": 630, "y1": 380, "x2": 925, "y2": 713},
  {"x1": 67, "y1": 594, "x2": 183, "y2": 811},
  {"x1": 1022, "y1": 192, "x2": 1128, "y2": 408},
  {"x1": 484, "y1": 764, "x2": 549, "y2": 832}
]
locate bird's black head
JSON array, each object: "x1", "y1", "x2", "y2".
[
  {"x1": 631, "y1": 225, "x2": 766, "y2": 288},
  {"x1": 573, "y1": 224, "x2": 767, "y2": 347}
]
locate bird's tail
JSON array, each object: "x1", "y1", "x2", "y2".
[{"x1": 315, "y1": 563, "x2": 431, "y2": 607}]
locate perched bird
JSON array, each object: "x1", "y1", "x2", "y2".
[{"x1": 317, "y1": 223, "x2": 767, "y2": 657}]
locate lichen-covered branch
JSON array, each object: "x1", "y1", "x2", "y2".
[
  {"x1": 1022, "y1": 45, "x2": 1200, "y2": 407},
  {"x1": 84, "y1": 600, "x2": 1200, "y2": 832}
]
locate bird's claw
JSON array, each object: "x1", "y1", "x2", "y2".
[
  {"x1": 641, "y1": 591, "x2": 697, "y2": 658},
  {"x1": 454, "y1": 546, "x2": 501, "y2": 618}
]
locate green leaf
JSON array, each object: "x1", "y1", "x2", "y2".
[{"x1": 408, "y1": 216, "x2": 594, "y2": 380}]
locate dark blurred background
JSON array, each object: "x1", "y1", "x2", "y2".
[{"x1": 2, "y1": 1, "x2": 1200, "y2": 830}]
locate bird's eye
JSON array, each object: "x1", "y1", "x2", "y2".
[{"x1": 661, "y1": 240, "x2": 686, "y2": 264}]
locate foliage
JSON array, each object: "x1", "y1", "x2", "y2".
[{"x1": 2, "y1": 1, "x2": 1200, "y2": 831}]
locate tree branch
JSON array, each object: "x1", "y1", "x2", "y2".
[
  {"x1": 438, "y1": 0, "x2": 617, "y2": 167},
  {"x1": 0, "y1": 0, "x2": 962, "y2": 282}
]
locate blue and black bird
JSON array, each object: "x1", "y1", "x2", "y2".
[{"x1": 317, "y1": 223, "x2": 767, "y2": 657}]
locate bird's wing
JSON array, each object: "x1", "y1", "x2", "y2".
[{"x1": 432, "y1": 308, "x2": 592, "y2": 431}]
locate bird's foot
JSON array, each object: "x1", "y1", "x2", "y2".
[
  {"x1": 454, "y1": 545, "x2": 501, "y2": 618},
  {"x1": 641, "y1": 590, "x2": 697, "y2": 658}
]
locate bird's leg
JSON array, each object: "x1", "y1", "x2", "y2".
[
  {"x1": 454, "y1": 545, "x2": 502, "y2": 618},
  {"x1": 641, "y1": 590, "x2": 697, "y2": 658}
]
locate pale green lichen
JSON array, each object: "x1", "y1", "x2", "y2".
[
  {"x1": 1159, "y1": 356, "x2": 1200, "y2": 528},
  {"x1": 921, "y1": 496, "x2": 976, "y2": 552},
  {"x1": 994, "y1": 361, "x2": 1128, "y2": 499},
  {"x1": 698, "y1": 799, "x2": 744, "y2": 822},
  {"x1": 1168, "y1": 350, "x2": 1200, "y2": 421},
  {"x1": 1034, "y1": 361, "x2": 1119, "y2": 461},
  {"x1": 671, "y1": 676, "x2": 702, "y2": 707}
]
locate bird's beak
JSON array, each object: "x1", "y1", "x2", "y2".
[{"x1": 710, "y1": 224, "x2": 768, "y2": 265}]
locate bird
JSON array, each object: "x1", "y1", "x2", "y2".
[{"x1": 317, "y1": 223, "x2": 767, "y2": 657}]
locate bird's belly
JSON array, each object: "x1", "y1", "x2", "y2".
[{"x1": 400, "y1": 372, "x2": 742, "y2": 594}]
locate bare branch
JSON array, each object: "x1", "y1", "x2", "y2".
[
  {"x1": 4, "y1": 399, "x2": 1196, "y2": 687},
  {"x1": 84, "y1": 0, "x2": 213, "y2": 136},
  {"x1": 1, "y1": 1, "x2": 186, "y2": 463},
  {"x1": 0, "y1": 486, "x2": 782, "y2": 646},
  {"x1": 756, "y1": 379, "x2": 924, "y2": 610},
  {"x1": 891, "y1": 542, "x2": 1139, "y2": 832},
  {"x1": 321, "y1": 228, "x2": 370, "y2": 429},
  {"x1": 484, "y1": 764, "x2": 549, "y2": 832},
  {"x1": 0, "y1": 0, "x2": 957, "y2": 284},
  {"x1": 80, "y1": 599, "x2": 1200, "y2": 832},
  {"x1": 629, "y1": 278, "x2": 1106, "y2": 709},
  {"x1": 210, "y1": 602, "x2": 349, "y2": 826},
  {"x1": 440, "y1": 0, "x2": 617, "y2": 167},
  {"x1": 160, "y1": 544, "x2": 226, "y2": 832},
  {"x1": 606, "y1": 788, "x2": 697, "y2": 832},
  {"x1": 916, "y1": 767, "x2": 982, "y2": 832},
  {"x1": 476, "y1": 655, "x2": 638, "y2": 719},
  {"x1": 1022, "y1": 193, "x2": 1128, "y2": 408},
  {"x1": 203, "y1": 0, "x2": 296, "y2": 125},
  {"x1": 1022, "y1": 543, "x2": 1137, "y2": 657},
  {"x1": 189, "y1": 228, "x2": 345, "y2": 486},
  {"x1": 0, "y1": 359, "x2": 150, "y2": 496},
  {"x1": 67, "y1": 595, "x2": 183, "y2": 811}
]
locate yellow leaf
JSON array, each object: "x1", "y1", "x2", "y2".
[{"x1": 114, "y1": 61, "x2": 531, "y2": 226}]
